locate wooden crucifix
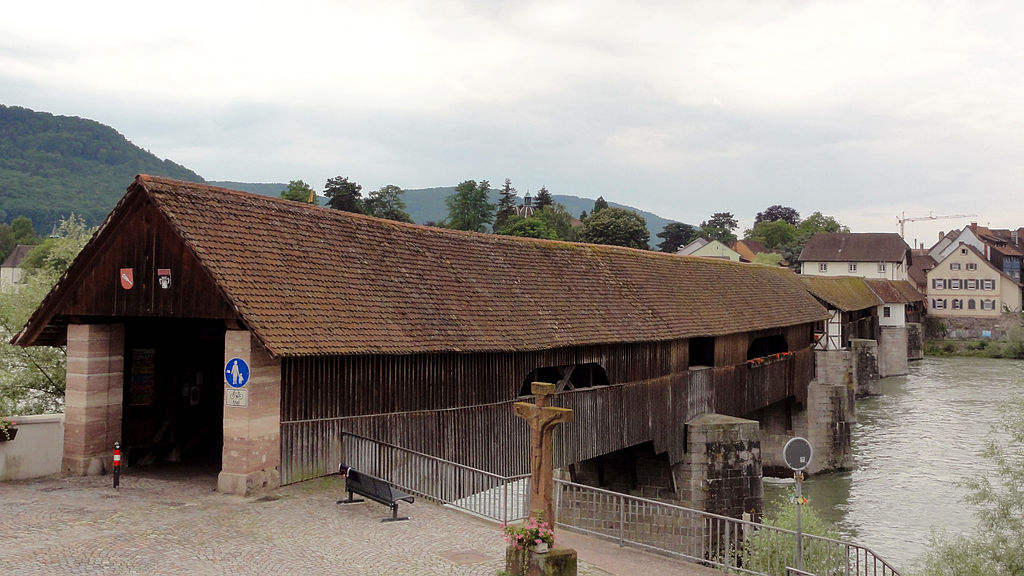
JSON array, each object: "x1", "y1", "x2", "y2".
[{"x1": 514, "y1": 381, "x2": 574, "y2": 525}]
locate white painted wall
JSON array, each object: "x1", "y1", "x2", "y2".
[{"x1": 0, "y1": 414, "x2": 64, "y2": 481}]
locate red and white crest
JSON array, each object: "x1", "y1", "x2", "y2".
[{"x1": 119, "y1": 268, "x2": 134, "y2": 290}]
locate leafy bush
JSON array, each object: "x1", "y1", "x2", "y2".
[{"x1": 737, "y1": 491, "x2": 843, "y2": 575}]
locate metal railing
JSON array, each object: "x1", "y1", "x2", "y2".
[
  {"x1": 342, "y1": 433, "x2": 529, "y2": 524},
  {"x1": 341, "y1": 433, "x2": 900, "y2": 576}
]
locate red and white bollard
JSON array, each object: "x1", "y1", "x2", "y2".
[{"x1": 113, "y1": 442, "x2": 121, "y2": 489}]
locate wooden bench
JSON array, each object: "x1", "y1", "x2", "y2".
[{"x1": 337, "y1": 463, "x2": 414, "y2": 522}]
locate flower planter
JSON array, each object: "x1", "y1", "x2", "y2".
[{"x1": 0, "y1": 427, "x2": 17, "y2": 442}]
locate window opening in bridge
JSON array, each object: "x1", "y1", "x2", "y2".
[
  {"x1": 519, "y1": 363, "x2": 609, "y2": 396},
  {"x1": 746, "y1": 335, "x2": 788, "y2": 360},
  {"x1": 689, "y1": 337, "x2": 714, "y2": 368}
]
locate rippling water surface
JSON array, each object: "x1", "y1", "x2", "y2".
[{"x1": 764, "y1": 356, "x2": 1024, "y2": 570}]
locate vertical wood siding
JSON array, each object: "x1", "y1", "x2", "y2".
[{"x1": 279, "y1": 342, "x2": 815, "y2": 485}]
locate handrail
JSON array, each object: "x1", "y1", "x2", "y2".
[{"x1": 341, "y1": 433, "x2": 901, "y2": 576}]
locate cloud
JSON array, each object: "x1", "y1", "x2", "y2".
[{"x1": 2, "y1": 0, "x2": 1024, "y2": 237}]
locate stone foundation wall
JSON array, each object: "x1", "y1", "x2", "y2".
[
  {"x1": 673, "y1": 414, "x2": 762, "y2": 519},
  {"x1": 878, "y1": 327, "x2": 909, "y2": 377},
  {"x1": 850, "y1": 339, "x2": 880, "y2": 396},
  {"x1": 803, "y1": 378, "x2": 854, "y2": 474},
  {"x1": 906, "y1": 323, "x2": 924, "y2": 360},
  {"x1": 939, "y1": 314, "x2": 1024, "y2": 340},
  {"x1": 63, "y1": 324, "x2": 125, "y2": 476}
]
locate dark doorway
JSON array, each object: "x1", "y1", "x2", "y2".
[{"x1": 122, "y1": 319, "x2": 225, "y2": 467}]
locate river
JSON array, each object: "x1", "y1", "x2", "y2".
[{"x1": 763, "y1": 356, "x2": 1024, "y2": 571}]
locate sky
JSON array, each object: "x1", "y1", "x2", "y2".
[{"x1": 3, "y1": 1, "x2": 1023, "y2": 248}]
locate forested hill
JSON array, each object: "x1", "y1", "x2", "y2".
[{"x1": 0, "y1": 105, "x2": 204, "y2": 228}]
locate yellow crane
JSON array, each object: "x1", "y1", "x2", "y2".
[{"x1": 897, "y1": 211, "x2": 977, "y2": 239}]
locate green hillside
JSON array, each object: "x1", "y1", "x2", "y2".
[
  {"x1": 0, "y1": 105, "x2": 204, "y2": 228},
  {"x1": 1, "y1": 105, "x2": 682, "y2": 244}
]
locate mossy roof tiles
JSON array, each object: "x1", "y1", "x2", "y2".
[{"x1": 24, "y1": 176, "x2": 830, "y2": 357}]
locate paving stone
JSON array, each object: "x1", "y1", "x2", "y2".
[{"x1": 0, "y1": 468, "x2": 720, "y2": 575}]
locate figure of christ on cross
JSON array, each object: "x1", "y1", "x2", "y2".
[{"x1": 514, "y1": 381, "x2": 574, "y2": 527}]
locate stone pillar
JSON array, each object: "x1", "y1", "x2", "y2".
[
  {"x1": 906, "y1": 323, "x2": 924, "y2": 361},
  {"x1": 878, "y1": 326, "x2": 909, "y2": 377},
  {"x1": 803, "y1": 377, "x2": 854, "y2": 474},
  {"x1": 63, "y1": 324, "x2": 124, "y2": 476},
  {"x1": 849, "y1": 339, "x2": 880, "y2": 397},
  {"x1": 673, "y1": 414, "x2": 763, "y2": 519},
  {"x1": 217, "y1": 330, "x2": 281, "y2": 496}
]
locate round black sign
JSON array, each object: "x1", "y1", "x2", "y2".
[{"x1": 783, "y1": 437, "x2": 813, "y2": 471}]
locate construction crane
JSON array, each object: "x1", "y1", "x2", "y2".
[{"x1": 897, "y1": 211, "x2": 977, "y2": 239}]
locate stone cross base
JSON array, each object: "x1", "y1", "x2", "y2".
[{"x1": 505, "y1": 546, "x2": 577, "y2": 576}]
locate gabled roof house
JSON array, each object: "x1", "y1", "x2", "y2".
[
  {"x1": 798, "y1": 233, "x2": 911, "y2": 281},
  {"x1": 16, "y1": 175, "x2": 828, "y2": 494}
]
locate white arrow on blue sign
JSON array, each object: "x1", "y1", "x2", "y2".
[{"x1": 224, "y1": 357, "x2": 250, "y2": 388}]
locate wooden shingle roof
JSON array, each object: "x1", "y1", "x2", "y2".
[{"x1": 20, "y1": 176, "x2": 828, "y2": 357}]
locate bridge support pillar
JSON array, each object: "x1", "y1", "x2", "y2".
[
  {"x1": 849, "y1": 339, "x2": 880, "y2": 397},
  {"x1": 878, "y1": 326, "x2": 909, "y2": 377},
  {"x1": 673, "y1": 414, "x2": 763, "y2": 519},
  {"x1": 795, "y1": 351, "x2": 856, "y2": 474}
]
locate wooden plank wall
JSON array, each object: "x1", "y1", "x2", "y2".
[{"x1": 279, "y1": 339, "x2": 816, "y2": 485}]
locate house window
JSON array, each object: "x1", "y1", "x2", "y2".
[
  {"x1": 953, "y1": 299, "x2": 963, "y2": 310},
  {"x1": 932, "y1": 278, "x2": 946, "y2": 289},
  {"x1": 950, "y1": 279, "x2": 962, "y2": 290},
  {"x1": 932, "y1": 299, "x2": 947, "y2": 309},
  {"x1": 968, "y1": 299, "x2": 976, "y2": 310},
  {"x1": 961, "y1": 248, "x2": 968, "y2": 255},
  {"x1": 883, "y1": 306, "x2": 891, "y2": 318},
  {"x1": 878, "y1": 262, "x2": 887, "y2": 273},
  {"x1": 966, "y1": 279, "x2": 978, "y2": 290},
  {"x1": 981, "y1": 299, "x2": 996, "y2": 310},
  {"x1": 982, "y1": 279, "x2": 996, "y2": 290},
  {"x1": 848, "y1": 263, "x2": 857, "y2": 273},
  {"x1": 818, "y1": 263, "x2": 828, "y2": 272},
  {"x1": 950, "y1": 263, "x2": 961, "y2": 270},
  {"x1": 967, "y1": 263, "x2": 977, "y2": 271}
]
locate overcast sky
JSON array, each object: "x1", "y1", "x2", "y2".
[{"x1": 3, "y1": 1, "x2": 1022, "y2": 247}]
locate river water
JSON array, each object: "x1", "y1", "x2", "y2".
[{"x1": 763, "y1": 356, "x2": 1024, "y2": 571}]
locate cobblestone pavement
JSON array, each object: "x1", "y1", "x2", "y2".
[{"x1": 0, "y1": 467, "x2": 722, "y2": 575}]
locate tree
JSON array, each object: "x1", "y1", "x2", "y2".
[
  {"x1": 592, "y1": 196, "x2": 609, "y2": 215},
  {"x1": 656, "y1": 222, "x2": 699, "y2": 253},
  {"x1": 918, "y1": 399, "x2": 1024, "y2": 575},
  {"x1": 699, "y1": 212, "x2": 739, "y2": 245},
  {"x1": 443, "y1": 180, "x2": 494, "y2": 232},
  {"x1": 0, "y1": 224, "x2": 14, "y2": 263},
  {"x1": 0, "y1": 214, "x2": 94, "y2": 415},
  {"x1": 747, "y1": 219, "x2": 798, "y2": 249},
  {"x1": 797, "y1": 211, "x2": 848, "y2": 236},
  {"x1": 739, "y1": 491, "x2": 842, "y2": 575},
  {"x1": 493, "y1": 178, "x2": 519, "y2": 232},
  {"x1": 534, "y1": 186, "x2": 553, "y2": 210},
  {"x1": 578, "y1": 207, "x2": 649, "y2": 249},
  {"x1": 362, "y1": 185, "x2": 413, "y2": 223},
  {"x1": 534, "y1": 204, "x2": 575, "y2": 241},
  {"x1": 778, "y1": 213, "x2": 849, "y2": 271},
  {"x1": 11, "y1": 216, "x2": 38, "y2": 245},
  {"x1": 496, "y1": 215, "x2": 559, "y2": 240},
  {"x1": 279, "y1": 180, "x2": 317, "y2": 204},
  {"x1": 755, "y1": 205, "x2": 801, "y2": 226},
  {"x1": 323, "y1": 176, "x2": 363, "y2": 213}
]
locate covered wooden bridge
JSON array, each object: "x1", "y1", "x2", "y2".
[{"x1": 16, "y1": 176, "x2": 828, "y2": 498}]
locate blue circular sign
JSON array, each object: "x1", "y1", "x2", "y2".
[{"x1": 224, "y1": 357, "x2": 250, "y2": 388}]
